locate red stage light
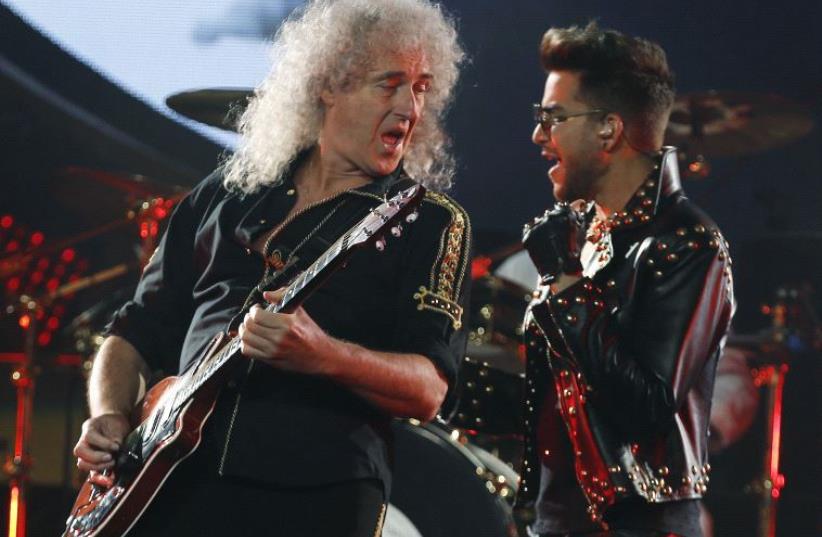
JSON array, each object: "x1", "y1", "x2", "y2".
[
  {"x1": 29, "y1": 232, "x2": 44, "y2": 246},
  {"x1": 0, "y1": 215, "x2": 12, "y2": 229},
  {"x1": 37, "y1": 332, "x2": 51, "y2": 346},
  {"x1": 46, "y1": 278, "x2": 60, "y2": 292},
  {"x1": 5, "y1": 240, "x2": 19, "y2": 252},
  {"x1": 36, "y1": 258, "x2": 50, "y2": 270},
  {"x1": 471, "y1": 256, "x2": 493, "y2": 279},
  {"x1": 6, "y1": 277, "x2": 20, "y2": 292},
  {"x1": 18, "y1": 315, "x2": 30, "y2": 330},
  {"x1": 61, "y1": 248, "x2": 76, "y2": 263},
  {"x1": 46, "y1": 317, "x2": 60, "y2": 330}
]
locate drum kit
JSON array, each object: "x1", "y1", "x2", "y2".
[{"x1": 0, "y1": 88, "x2": 818, "y2": 537}]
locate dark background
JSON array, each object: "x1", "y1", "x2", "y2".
[
  {"x1": 447, "y1": 0, "x2": 822, "y2": 242},
  {"x1": 1, "y1": 1, "x2": 820, "y2": 535}
]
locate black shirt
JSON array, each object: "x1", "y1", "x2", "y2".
[{"x1": 106, "y1": 162, "x2": 471, "y2": 495}]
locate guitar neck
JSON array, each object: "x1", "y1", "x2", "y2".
[{"x1": 269, "y1": 223, "x2": 354, "y2": 313}]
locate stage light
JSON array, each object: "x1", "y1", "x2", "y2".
[
  {"x1": 37, "y1": 332, "x2": 52, "y2": 347},
  {"x1": 29, "y1": 232, "x2": 44, "y2": 246},
  {"x1": 6, "y1": 277, "x2": 20, "y2": 292},
  {"x1": 8, "y1": 483, "x2": 20, "y2": 537}
]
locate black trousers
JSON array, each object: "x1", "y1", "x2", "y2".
[{"x1": 127, "y1": 430, "x2": 385, "y2": 537}]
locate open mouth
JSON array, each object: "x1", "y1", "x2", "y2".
[
  {"x1": 380, "y1": 127, "x2": 407, "y2": 150},
  {"x1": 545, "y1": 154, "x2": 561, "y2": 178}
]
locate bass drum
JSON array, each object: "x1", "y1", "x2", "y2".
[{"x1": 385, "y1": 420, "x2": 519, "y2": 537}]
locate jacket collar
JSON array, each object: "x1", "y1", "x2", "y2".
[
  {"x1": 608, "y1": 146, "x2": 681, "y2": 232},
  {"x1": 232, "y1": 151, "x2": 406, "y2": 246}
]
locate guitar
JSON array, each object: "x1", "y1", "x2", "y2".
[{"x1": 63, "y1": 184, "x2": 425, "y2": 537}]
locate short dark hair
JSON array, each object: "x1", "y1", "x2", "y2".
[{"x1": 540, "y1": 22, "x2": 675, "y2": 151}]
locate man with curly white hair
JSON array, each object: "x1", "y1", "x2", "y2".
[{"x1": 72, "y1": 1, "x2": 470, "y2": 535}]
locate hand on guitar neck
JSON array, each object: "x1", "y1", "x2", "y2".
[
  {"x1": 238, "y1": 288, "x2": 339, "y2": 376},
  {"x1": 240, "y1": 288, "x2": 448, "y2": 421}
]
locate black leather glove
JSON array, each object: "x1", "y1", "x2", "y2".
[{"x1": 522, "y1": 202, "x2": 593, "y2": 283}]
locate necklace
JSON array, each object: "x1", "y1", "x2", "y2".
[
  {"x1": 581, "y1": 212, "x2": 614, "y2": 276},
  {"x1": 586, "y1": 213, "x2": 611, "y2": 245},
  {"x1": 261, "y1": 196, "x2": 348, "y2": 278},
  {"x1": 233, "y1": 194, "x2": 349, "y2": 321}
]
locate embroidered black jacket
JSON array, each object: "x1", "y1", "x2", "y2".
[{"x1": 106, "y1": 162, "x2": 471, "y2": 495}]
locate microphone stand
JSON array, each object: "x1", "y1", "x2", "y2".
[{"x1": 2, "y1": 299, "x2": 38, "y2": 537}]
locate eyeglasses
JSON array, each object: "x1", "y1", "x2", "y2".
[{"x1": 532, "y1": 103, "x2": 606, "y2": 131}]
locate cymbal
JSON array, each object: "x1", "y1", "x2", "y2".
[
  {"x1": 165, "y1": 88, "x2": 253, "y2": 131},
  {"x1": 665, "y1": 91, "x2": 814, "y2": 157},
  {"x1": 59, "y1": 166, "x2": 185, "y2": 196},
  {"x1": 49, "y1": 167, "x2": 187, "y2": 222}
]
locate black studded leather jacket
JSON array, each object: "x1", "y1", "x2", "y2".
[{"x1": 515, "y1": 147, "x2": 735, "y2": 526}]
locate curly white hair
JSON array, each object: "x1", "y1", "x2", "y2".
[{"x1": 222, "y1": 0, "x2": 465, "y2": 193}]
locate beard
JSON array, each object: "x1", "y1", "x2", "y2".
[{"x1": 555, "y1": 158, "x2": 602, "y2": 202}]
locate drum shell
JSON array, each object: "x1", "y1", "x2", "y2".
[{"x1": 388, "y1": 421, "x2": 519, "y2": 537}]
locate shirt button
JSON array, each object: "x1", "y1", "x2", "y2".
[{"x1": 286, "y1": 188, "x2": 296, "y2": 196}]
